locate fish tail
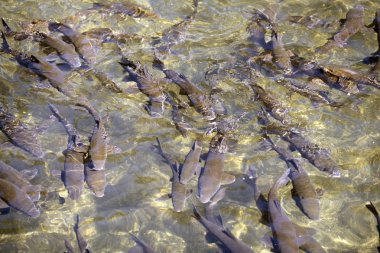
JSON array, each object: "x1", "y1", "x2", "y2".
[
  {"x1": 366, "y1": 201, "x2": 379, "y2": 219},
  {"x1": 75, "y1": 99, "x2": 101, "y2": 123},
  {"x1": 1, "y1": 31, "x2": 11, "y2": 54},
  {"x1": 192, "y1": 206, "x2": 202, "y2": 221},
  {"x1": 274, "y1": 168, "x2": 291, "y2": 190},
  {"x1": 1, "y1": 18, "x2": 12, "y2": 35}
]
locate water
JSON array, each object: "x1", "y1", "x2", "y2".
[{"x1": 0, "y1": 0, "x2": 379, "y2": 252}]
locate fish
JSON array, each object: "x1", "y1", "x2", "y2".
[
  {"x1": 249, "y1": 83, "x2": 288, "y2": 124},
  {"x1": 154, "y1": 0, "x2": 198, "y2": 58},
  {"x1": 316, "y1": 5, "x2": 365, "y2": 53},
  {"x1": 0, "y1": 103, "x2": 44, "y2": 158},
  {"x1": 268, "y1": 169, "x2": 298, "y2": 253},
  {"x1": 366, "y1": 201, "x2": 380, "y2": 252},
  {"x1": 1, "y1": 18, "x2": 81, "y2": 68},
  {"x1": 198, "y1": 134, "x2": 235, "y2": 203},
  {"x1": 75, "y1": 102, "x2": 109, "y2": 172},
  {"x1": 155, "y1": 138, "x2": 191, "y2": 212},
  {"x1": 90, "y1": 2, "x2": 158, "y2": 18},
  {"x1": 163, "y1": 69, "x2": 216, "y2": 120},
  {"x1": 0, "y1": 161, "x2": 41, "y2": 202},
  {"x1": 128, "y1": 233, "x2": 157, "y2": 253},
  {"x1": 1, "y1": 34, "x2": 76, "y2": 97},
  {"x1": 0, "y1": 178, "x2": 40, "y2": 218},
  {"x1": 74, "y1": 215, "x2": 91, "y2": 253},
  {"x1": 262, "y1": 134, "x2": 320, "y2": 220},
  {"x1": 49, "y1": 22, "x2": 96, "y2": 65},
  {"x1": 246, "y1": 8, "x2": 274, "y2": 51},
  {"x1": 165, "y1": 92, "x2": 192, "y2": 137},
  {"x1": 49, "y1": 104, "x2": 86, "y2": 200},
  {"x1": 180, "y1": 140, "x2": 202, "y2": 184},
  {"x1": 120, "y1": 58, "x2": 166, "y2": 117},
  {"x1": 271, "y1": 29, "x2": 293, "y2": 73},
  {"x1": 261, "y1": 118, "x2": 340, "y2": 177},
  {"x1": 276, "y1": 78, "x2": 344, "y2": 107},
  {"x1": 33, "y1": 32, "x2": 81, "y2": 68},
  {"x1": 192, "y1": 207, "x2": 255, "y2": 253},
  {"x1": 84, "y1": 161, "x2": 107, "y2": 198}
]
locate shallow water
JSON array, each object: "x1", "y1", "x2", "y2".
[{"x1": 0, "y1": 0, "x2": 379, "y2": 252}]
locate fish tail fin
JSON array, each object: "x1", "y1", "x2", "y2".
[
  {"x1": 1, "y1": 18, "x2": 12, "y2": 35},
  {"x1": 192, "y1": 205, "x2": 202, "y2": 221},
  {"x1": 274, "y1": 168, "x2": 291, "y2": 190},
  {"x1": 1, "y1": 31, "x2": 11, "y2": 54},
  {"x1": 366, "y1": 201, "x2": 379, "y2": 219}
]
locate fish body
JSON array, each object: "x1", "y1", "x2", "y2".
[
  {"x1": 262, "y1": 135, "x2": 320, "y2": 220},
  {"x1": 333, "y1": 5, "x2": 365, "y2": 46},
  {"x1": 0, "y1": 104, "x2": 43, "y2": 158},
  {"x1": 84, "y1": 164, "x2": 106, "y2": 197},
  {"x1": 268, "y1": 169, "x2": 298, "y2": 253},
  {"x1": 180, "y1": 140, "x2": 202, "y2": 184},
  {"x1": 120, "y1": 58, "x2": 165, "y2": 117},
  {"x1": 246, "y1": 9, "x2": 273, "y2": 51},
  {"x1": 0, "y1": 161, "x2": 41, "y2": 202},
  {"x1": 316, "y1": 5, "x2": 364, "y2": 53},
  {"x1": 271, "y1": 31, "x2": 292, "y2": 73},
  {"x1": 163, "y1": 69, "x2": 216, "y2": 120},
  {"x1": 0, "y1": 178, "x2": 39, "y2": 218},
  {"x1": 129, "y1": 233, "x2": 157, "y2": 253},
  {"x1": 91, "y1": 2, "x2": 158, "y2": 18},
  {"x1": 264, "y1": 124, "x2": 340, "y2": 177},
  {"x1": 63, "y1": 147, "x2": 85, "y2": 200},
  {"x1": 170, "y1": 163, "x2": 188, "y2": 212},
  {"x1": 50, "y1": 23, "x2": 96, "y2": 65},
  {"x1": 74, "y1": 215, "x2": 90, "y2": 253},
  {"x1": 198, "y1": 134, "x2": 235, "y2": 203},
  {"x1": 193, "y1": 207, "x2": 255, "y2": 253},
  {"x1": 34, "y1": 32, "x2": 81, "y2": 68},
  {"x1": 88, "y1": 120, "x2": 108, "y2": 171},
  {"x1": 250, "y1": 83, "x2": 287, "y2": 124}
]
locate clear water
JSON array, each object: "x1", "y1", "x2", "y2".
[{"x1": 0, "y1": 0, "x2": 379, "y2": 252}]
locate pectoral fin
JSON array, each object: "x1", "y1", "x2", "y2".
[{"x1": 221, "y1": 173, "x2": 235, "y2": 185}]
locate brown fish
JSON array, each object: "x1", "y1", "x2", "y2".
[
  {"x1": 87, "y1": 120, "x2": 108, "y2": 171},
  {"x1": 128, "y1": 233, "x2": 157, "y2": 253},
  {"x1": 49, "y1": 104, "x2": 86, "y2": 200},
  {"x1": 249, "y1": 83, "x2": 288, "y2": 124},
  {"x1": 0, "y1": 178, "x2": 39, "y2": 218},
  {"x1": 90, "y1": 2, "x2": 158, "y2": 18},
  {"x1": 0, "y1": 103, "x2": 44, "y2": 158},
  {"x1": 268, "y1": 169, "x2": 298, "y2": 253},
  {"x1": 163, "y1": 69, "x2": 216, "y2": 120},
  {"x1": 0, "y1": 161, "x2": 41, "y2": 202},
  {"x1": 262, "y1": 134, "x2": 320, "y2": 220},
  {"x1": 193, "y1": 207, "x2": 255, "y2": 253},
  {"x1": 49, "y1": 22, "x2": 96, "y2": 65},
  {"x1": 34, "y1": 32, "x2": 81, "y2": 68},
  {"x1": 271, "y1": 29, "x2": 293, "y2": 73},
  {"x1": 120, "y1": 58, "x2": 166, "y2": 117},
  {"x1": 261, "y1": 118, "x2": 340, "y2": 177},
  {"x1": 180, "y1": 140, "x2": 202, "y2": 184},
  {"x1": 198, "y1": 134, "x2": 235, "y2": 203},
  {"x1": 316, "y1": 5, "x2": 365, "y2": 53},
  {"x1": 84, "y1": 162, "x2": 106, "y2": 198}
]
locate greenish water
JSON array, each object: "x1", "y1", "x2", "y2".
[{"x1": 0, "y1": 0, "x2": 379, "y2": 252}]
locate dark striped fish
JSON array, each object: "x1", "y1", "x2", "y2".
[
  {"x1": 88, "y1": 120, "x2": 108, "y2": 171},
  {"x1": 0, "y1": 103, "x2": 43, "y2": 158},
  {"x1": 49, "y1": 22, "x2": 97, "y2": 65},
  {"x1": 193, "y1": 207, "x2": 255, "y2": 253},
  {"x1": 128, "y1": 233, "x2": 157, "y2": 253},
  {"x1": 0, "y1": 178, "x2": 39, "y2": 218},
  {"x1": 180, "y1": 140, "x2": 202, "y2": 184},
  {"x1": 198, "y1": 134, "x2": 235, "y2": 203}
]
